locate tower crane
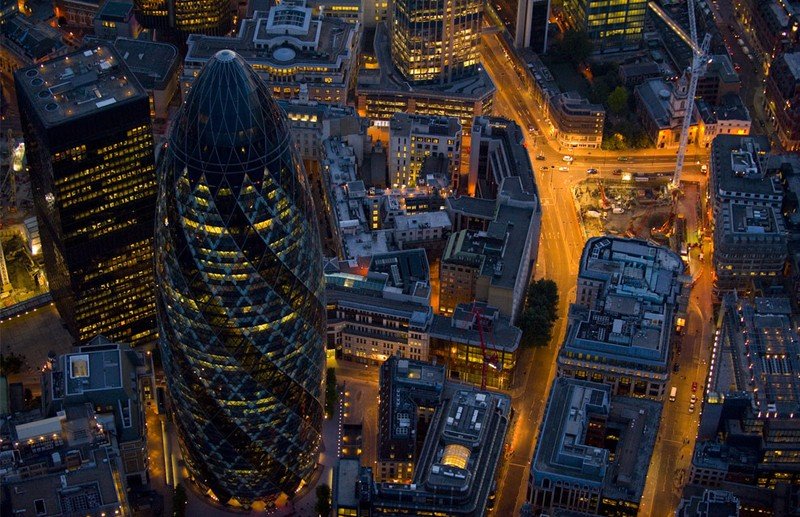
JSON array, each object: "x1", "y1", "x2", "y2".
[
  {"x1": 648, "y1": 0, "x2": 712, "y2": 189},
  {"x1": 471, "y1": 304, "x2": 498, "y2": 390}
]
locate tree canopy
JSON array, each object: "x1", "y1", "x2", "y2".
[
  {"x1": 315, "y1": 484, "x2": 332, "y2": 516},
  {"x1": 561, "y1": 30, "x2": 593, "y2": 65},
  {"x1": 515, "y1": 279, "x2": 560, "y2": 348},
  {"x1": 607, "y1": 86, "x2": 630, "y2": 115}
]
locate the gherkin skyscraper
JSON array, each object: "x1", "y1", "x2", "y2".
[{"x1": 154, "y1": 49, "x2": 326, "y2": 506}]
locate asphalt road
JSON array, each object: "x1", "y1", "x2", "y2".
[{"x1": 481, "y1": 29, "x2": 717, "y2": 516}]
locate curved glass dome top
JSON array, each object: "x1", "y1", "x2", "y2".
[{"x1": 169, "y1": 50, "x2": 293, "y2": 189}]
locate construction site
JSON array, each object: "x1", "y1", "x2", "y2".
[
  {"x1": 0, "y1": 132, "x2": 48, "y2": 311},
  {"x1": 574, "y1": 176, "x2": 705, "y2": 259},
  {"x1": 574, "y1": 0, "x2": 711, "y2": 270}
]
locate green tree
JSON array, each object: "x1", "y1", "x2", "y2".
[
  {"x1": 173, "y1": 484, "x2": 187, "y2": 517},
  {"x1": 590, "y1": 80, "x2": 611, "y2": 106},
  {"x1": 325, "y1": 368, "x2": 337, "y2": 419},
  {"x1": 607, "y1": 86, "x2": 629, "y2": 115},
  {"x1": 0, "y1": 353, "x2": 25, "y2": 376},
  {"x1": 315, "y1": 483, "x2": 332, "y2": 516},
  {"x1": 561, "y1": 30, "x2": 593, "y2": 64},
  {"x1": 516, "y1": 280, "x2": 560, "y2": 347}
]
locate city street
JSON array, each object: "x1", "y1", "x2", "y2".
[{"x1": 480, "y1": 29, "x2": 716, "y2": 516}]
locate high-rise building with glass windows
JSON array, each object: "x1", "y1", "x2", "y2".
[
  {"x1": 14, "y1": 45, "x2": 158, "y2": 347},
  {"x1": 561, "y1": 0, "x2": 646, "y2": 51},
  {"x1": 154, "y1": 49, "x2": 326, "y2": 506},
  {"x1": 390, "y1": 0, "x2": 483, "y2": 85},
  {"x1": 133, "y1": 0, "x2": 232, "y2": 43}
]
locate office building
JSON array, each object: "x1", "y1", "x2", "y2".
[
  {"x1": 736, "y1": 0, "x2": 800, "y2": 67},
  {"x1": 470, "y1": 116, "x2": 534, "y2": 198},
  {"x1": 393, "y1": 211, "x2": 453, "y2": 250},
  {"x1": 709, "y1": 135, "x2": 787, "y2": 292},
  {"x1": 363, "y1": 356, "x2": 510, "y2": 515},
  {"x1": 561, "y1": 0, "x2": 647, "y2": 51},
  {"x1": 155, "y1": 50, "x2": 326, "y2": 506},
  {"x1": 429, "y1": 302, "x2": 521, "y2": 390},
  {"x1": 696, "y1": 93, "x2": 751, "y2": 148},
  {"x1": 112, "y1": 37, "x2": 180, "y2": 121},
  {"x1": 183, "y1": 2, "x2": 359, "y2": 105},
  {"x1": 377, "y1": 356, "x2": 446, "y2": 482},
  {"x1": 132, "y1": 0, "x2": 231, "y2": 42},
  {"x1": 441, "y1": 177, "x2": 542, "y2": 320},
  {"x1": 697, "y1": 55, "x2": 741, "y2": 106},
  {"x1": 41, "y1": 336, "x2": 149, "y2": 485},
  {"x1": 515, "y1": 0, "x2": 550, "y2": 52},
  {"x1": 54, "y1": 0, "x2": 101, "y2": 28},
  {"x1": 618, "y1": 61, "x2": 662, "y2": 88},
  {"x1": 14, "y1": 45, "x2": 158, "y2": 347},
  {"x1": 93, "y1": 0, "x2": 141, "y2": 39},
  {"x1": 308, "y1": 0, "x2": 361, "y2": 23},
  {"x1": 675, "y1": 489, "x2": 740, "y2": 517},
  {"x1": 557, "y1": 237, "x2": 688, "y2": 398},
  {"x1": 333, "y1": 458, "x2": 374, "y2": 515},
  {"x1": 388, "y1": 113, "x2": 462, "y2": 190},
  {"x1": 277, "y1": 99, "x2": 368, "y2": 167},
  {"x1": 546, "y1": 91, "x2": 605, "y2": 149},
  {"x1": 764, "y1": 51, "x2": 800, "y2": 152},
  {"x1": 527, "y1": 377, "x2": 661, "y2": 516},
  {"x1": 0, "y1": 14, "x2": 67, "y2": 74},
  {"x1": 1, "y1": 412, "x2": 127, "y2": 516},
  {"x1": 325, "y1": 250, "x2": 433, "y2": 364},
  {"x1": 691, "y1": 296, "x2": 800, "y2": 489},
  {"x1": 323, "y1": 137, "x2": 392, "y2": 258},
  {"x1": 356, "y1": 23, "x2": 495, "y2": 130},
  {"x1": 390, "y1": 0, "x2": 483, "y2": 85}
]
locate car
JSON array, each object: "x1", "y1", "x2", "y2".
[
  {"x1": 617, "y1": 156, "x2": 630, "y2": 162},
  {"x1": 586, "y1": 168, "x2": 599, "y2": 174},
  {"x1": 528, "y1": 124, "x2": 536, "y2": 133},
  {"x1": 563, "y1": 155, "x2": 574, "y2": 162},
  {"x1": 690, "y1": 394, "x2": 698, "y2": 404},
  {"x1": 558, "y1": 166, "x2": 570, "y2": 172},
  {"x1": 536, "y1": 154, "x2": 546, "y2": 160},
  {"x1": 613, "y1": 168, "x2": 623, "y2": 175},
  {"x1": 673, "y1": 363, "x2": 680, "y2": 373},
  {"x1": 689, "y1": 403, "x2": 695, "y2": 413},
  {"x1": 540, "y1": 166, "x2": 549, "y2": 171},
  {"x1": 700, "y1": 164, "x2": 708, "y2": 174},
  {"x1": 734, "y1": 62, "x2": 742, "y2": 72},
  {"x1": 692, "y1": 381, "x2": 698, "y2": 392}
]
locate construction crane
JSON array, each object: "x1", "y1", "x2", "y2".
[
  {"x1": 648, "y1": 0, "x2": 712, "y2": 189},
  {"x1": 471, "y1": 304, "x2": 498, "y2": 390}
]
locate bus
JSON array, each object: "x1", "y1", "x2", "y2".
[{"x1": 669, "y1": 386, "x2": 678, "y2": 402}]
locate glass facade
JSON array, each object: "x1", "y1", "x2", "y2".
[
  {"x1": 390, "y1": 0, "x2": 483, "y2": 85},
  {"x1": 133, "y1": 0, "x2": 232, "y2": 40},
  {"x1": 562, "y1": 0, "x2": 646, "y2": 50},
  {"x1": 154, "y1": 50, "x2": 326, "y2": 506},
  {"x1": 14, "y1": 46, "x2": 158, "y2": 348}
]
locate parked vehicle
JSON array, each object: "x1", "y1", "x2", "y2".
[
  {"x1": 563, "y1": 155, "x2": 574, "y2": 162},
  {"x1": 670, "y1": 387, "x2": 678, "y2": 402}
]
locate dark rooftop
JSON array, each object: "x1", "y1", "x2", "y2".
[
  {"x1": 14, "y1": 44, "x2": 146, "y2": 127},
  {"x1": 95, "y1": 0, "x2": 133, "y2": 22},
  {"x1": 112, "y1": 37, "x2": 179, "y2": 90}
]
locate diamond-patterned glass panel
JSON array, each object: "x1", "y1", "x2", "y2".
[{"x1": 155, "y1": 50, "x2": 325, "y2": 506}]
